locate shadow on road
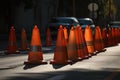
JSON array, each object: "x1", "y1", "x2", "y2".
[
  {"x1": 52, "y1": 64, "x2": 67, "y2": 69},
  {"x1": 4, "y1": 68, "x2": 120, "y2": 80},
  {"x1": 23, "y1": 64, "x2": 40, "y2": 70}
]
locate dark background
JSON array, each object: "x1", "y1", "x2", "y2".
[{"x1": 0, "y1": 0, "x2": 119, "y2": 38}]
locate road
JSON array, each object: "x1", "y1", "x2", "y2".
[{"x1": 0, "y1": 44, "x2": 120, "y2": 80}]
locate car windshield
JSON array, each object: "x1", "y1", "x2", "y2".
[
  {"x1": 110, "y1": 22, "x2": 120, "y2": 27},
  {"x1": 50, "y1": 18, "x2": 78, "y2": 23},
  {"x1": 78, "y1": 19, "x2": 93, "y2": 25}
]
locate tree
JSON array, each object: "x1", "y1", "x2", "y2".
[
  {"x1": 97, "y1": 0, "x2": 117, "y2": 22},
  {"x1": 96, "y1": 0, "x2": 117, "y2": 26}
]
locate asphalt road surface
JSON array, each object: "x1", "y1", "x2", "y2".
[{"x1": 0, "y1": 44, "x2": 120, "y2": 80}]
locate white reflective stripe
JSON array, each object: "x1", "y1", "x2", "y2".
[
  {"x1": 30, "y1": 46, "x2": 42, "y2": 52},
  {"x1": 86, "y1": 41, "x2": 94, "y2": 46}
]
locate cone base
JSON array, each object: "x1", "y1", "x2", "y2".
[
  {"x1": 87, "y1": 53, "x2": 93, "y2": 57},
  {"x1": 70, "y1": 58, "x2": 79, "y2": 63},
  {"x1": 106, "y1": 44, "x2": 113, "y2": 47},
  {"x1": 78, "y1": 57, "x2": 84, "y2": 61},
  {"x1": 89, "y1": 52, "x2": 97, "y2": 56},
  {"x1": 5, "y1": 50, "x2": 20, "y2": 54},
  {"x1": 24, "y1": 61, "x2": 47, "y2": 65},
  {"x1": 96, "y1": 49, "x2": 106, "y2": 54},
  {"x1": 84, "y1": 56, "x2": 90, "y2": 59},
  {"x1": 50, "y1": 60, "x2": 72, "y2": 65}
]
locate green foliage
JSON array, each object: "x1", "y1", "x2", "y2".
[{"x1": 97, "y1": 0, "x2": 117, "y2": 17}]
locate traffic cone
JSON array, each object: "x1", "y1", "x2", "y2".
[
  {"x1": 116, "y1": 28, "x2": 119, "y2": 43},
  {"x1": 101, "y1": 27, "x2": 107, "y2": 47},
  {"x1": 5, "y1": 26, "x2": 20, "y2": 54},
  {"x1": 45, "y1": 27, "x2": 53, "y2": 46},
  {"x1": 24, "y1": 25, "x2": 47, "y2": 65},
  {"x1": 107, "y1": 27, "x2": 112, "y2": 47},
  {"x1": 94, "y1": 26, "x2": 106, "y2": 53},
  {"x1": 84, "y1": 25, "x2": 95, "y2": 56},
  {"x1": 75, "y1": 26, "x2": 85, "y2": 60},
  {"x1": 50, "y1": 25, "x2": 71, "y2": 64},
  {"x1": 114, "y1": 28, "x2": 118, "y2": 46},
  {"x1": 63, "y1": 27, "x2": 68, "y2": 45},
  {"x1": 118, "y1": 28, "x2": 120, "y2": 43},
  {"x1": 111, "y1": 28, "x2": 116, "y2": 46},
  {"x1": 67, "y1": 27, "x2": 78, "y2": 62},
  {"x1": 19, "y1": 28, "x2": 29, "y2": 51},
  {"x1": 79, "y1": 26, "x2": 89, "y2": 59}
]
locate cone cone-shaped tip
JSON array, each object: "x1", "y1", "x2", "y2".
[
  {"x1": 96, "y1": 26, "x2": 100, "y2": 29},
  {"x1": 86, "y1": 25, "x2": 90, "y2": 28},
  {"x1": 79, "y1": 26, "x2": 82, "y2": 29},
  {"x1": 11, "y1": 26, "x2": 14, "y2": 29},
  {"x1": 71, "y1": 27, "x2": 74, "y2": 29},
  {"x1": 22, "y1": 28, "x2": 25, "y2": 30},
  {"x1": 59, "y1": 25, "x2": 63, "y2": 29},
  {"x1": 86, "y1": 25, "x2": 88, "y2": 27},
  {"x1": 34, "y1": 25, "x2": 38, "y2": 29},
  {"x1": 22, "y1": 28, "x2": 25, "y2": 32},
  {"x1": 30, "y1": 25, "x2": 41, "y2": 46},
  {"x1": 64, "y1": 27, "x2": 66, "y2": 29},
  {"x1": 76, "y1": 26, "x2": 79, "y2": 29},
  {"x1": 103, "y1": 27, "x2": 106, "y2": 30}
]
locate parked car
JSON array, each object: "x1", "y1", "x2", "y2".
[
  {"x1": 77, "y1": 18, "x2": 95, "y2": 30},
  {"x1": 109, "y1": 21, "x2": 120, "y2": 28},
  {"x1": 47, "y1": 17, "x2": 79, "y2": 39}
]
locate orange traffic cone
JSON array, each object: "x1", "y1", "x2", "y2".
[
  {"x1": 107, "y1": 27, "x2": 112, "y2": 47},
  {"x1": 19, "y1": 28, "x2": 29, "y2": 51},
  {"x1": 79, "y1": 26, "x2": 89, "y2": 58},
  {"x1": 94, "y1": 26, "x2": 106, "y2": 53},
  {"x1": 113, "y1": 28, "x2": 118, "y2": 45},
  {"x1": 118, "y1": 28, "x2": 120, "y2": 43},
  {"x1": 67, "y1": 27, "x2": 78, "y2": 62},
  {"x1": 115, "y1": 28, "x2": 119, "y2": 45},
  {"x1": 75, "y1": 26, "x2": 85, "y2": 60},
  {"x1": 115, "y1": 28, "x2": 119, "y2": 44},
  {"x1": 24, "y1": 25, "x2": 47, "y2": 65},
  {"x1": 5, "y1": 26, "x2": 20, "y2": 54},
  {"x1": 63, "y1": 27, "x2": 69, "y2": 45},
  {"x1": 84, "y1": 25, "x2": 95, "y2": 56},
  {"x1": 111, "y1": 28, "x2": 115, "y2": 46},
  {"x1": 101, "y1": 27, "x2": 107, "y2": 47},
  {"x1": 50, "y1": 25, "x2": 71, "y2": 64},
  {"x1": 45, "y1": 27, "x2": 53, "y2": 46}
]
